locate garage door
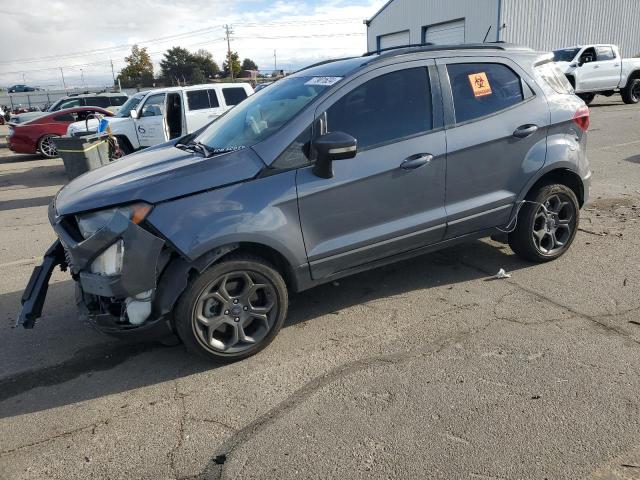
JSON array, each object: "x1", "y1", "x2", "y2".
[
  {"x1": 424, "y1": 19, "x2": 465, "y2": 45},
  {"x1": 377, "y1": 30, "x2": 410, "y2": 50}
]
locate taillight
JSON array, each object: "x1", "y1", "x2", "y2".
[{"x1": 573, "y1": 105, "x2": 590, "y2": 132}]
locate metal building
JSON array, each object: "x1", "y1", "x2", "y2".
[{"x1": 365, "y1": 0, "x2": 640, "y2": 56}]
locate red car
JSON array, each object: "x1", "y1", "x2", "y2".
[{"x1": 7, "y1": 106, "x2": 113, "y2": 158}]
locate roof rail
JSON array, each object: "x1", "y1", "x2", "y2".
[
  {"x1": 364, "y1": 42, "x2": 512, "y2": 58},
  {"x1": 295, "y1": 56, "x2": 358, "y2": 74}
]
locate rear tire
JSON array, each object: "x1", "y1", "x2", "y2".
[
  {"x1": 508, "y1": 184, "x2": 579, "y2": 263},
  {"x1": 577, "y1": 93, "x2": 595, "y2": 105},
  {"x1": 38, "y1": 134, "x2": 59, "y2": 158},
  {"x1": 621, "y1": 78, "x2": 640, "y2": 104},
  {"x1": 174, "y1": 255, "x2": 288, "y2": 362}
]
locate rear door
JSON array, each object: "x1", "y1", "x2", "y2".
[
  {"x1": 438, "y1": 57, "x2": 549, "y2": 238},
  {"x1": 184, "y1": 88, "x2": 225, "y2": 131},
  {"x1": 590, "y1": 46, "x2": 620, "y2": 90},
  {"x1": 296, "y1": 61, "x2": 447, "y2": 279}
]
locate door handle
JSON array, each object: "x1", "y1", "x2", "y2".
[
  {"x1": 513, "y1": 124, "x2": 538, "y2": 139},
  {"x1": 593, "y1": 65, "x2": 600, "y2": 69},
  {"x1": 400, "y1": 154, "x2": 433, "y2": 170}
]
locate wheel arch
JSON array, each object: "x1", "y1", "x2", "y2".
[
  {"x1": 153, "y1": 240, "x2": 306, "y2": 325},
  {"x1": 523, "y1": 168, "x2": 584, "y2": 207},
  {"x1": 624, "y1": 69, "x2": 640, "y2": 87}
]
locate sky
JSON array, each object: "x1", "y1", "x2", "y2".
[{"x1": 0, "y1": 0, "x2": 386, "y2": 89}]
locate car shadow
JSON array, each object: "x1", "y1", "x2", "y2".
[
  {"x1": 0, "y1": 195, "x2": 55, "y2": 211},
  {"x1": 0, "y1": 164, "x2": 66, "y2": 190},
  {"x1": 0, "y1": 152, "x2": 46, "y2": 164},
  {"x1": 625, "y1": 153, "x2": 640, "y2": 164},
  {"x1": 0, "y1": 240, "x2": 533, "y2": 419}
]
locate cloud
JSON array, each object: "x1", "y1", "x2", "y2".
[{"x1": 0, "y1": 0, "x2": 385, "y2": 88}]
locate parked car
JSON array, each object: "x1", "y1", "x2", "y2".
[
  {"x1": 7, "y1": 106, "x2": 113, "y2": 158},
  {"x1": 553, "y1": 44, "x2": 640, "y2": 104},
  {"x1": 66, "y1": 83, "x2": 253, "y2": 153},
  {"x1": 10, "y1": 92, "x2": 128, "y2": 124},
  {"x1": 19, "y1": 43, "x2": 591, "y2": 362},
  {"x1": 8, "y1": 84, "x2": 40, "y2": 93}
]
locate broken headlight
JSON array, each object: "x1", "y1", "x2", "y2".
[
  {"x1": 75, "y1": 203, "x2": 152, "y2": 239},
  {"x1": 91, "y1": 240, "x2": 124, "y2": 275}
]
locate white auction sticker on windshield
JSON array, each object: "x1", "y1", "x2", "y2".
[{"x1": 305, "y1": 76, "x2": 342, "y2": 86}]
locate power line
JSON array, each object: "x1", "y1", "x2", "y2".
[{"x1": 0, "y1": 18, "x2": 364, "y2": 65}]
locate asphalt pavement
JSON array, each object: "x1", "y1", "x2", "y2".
[{"x1": 1, "y1": 98, "x2": 640, "y2": 479}]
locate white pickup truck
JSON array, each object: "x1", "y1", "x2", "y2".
[
  {"x1": 553, "y1": 44, "x2": 640, "y2": 105},
  {"x1": 67, "y1": 83, "x2": 253, "y2": 152}
]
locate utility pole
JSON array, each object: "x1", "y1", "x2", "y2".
[
  {"x1": 60, "y1": 67, "x2": 67, "y2": 92},
  {"x1": 274, "y1": 49, "x2": 277, "y2": 72},
  {"x1": 110, "y1": 59, "x2": 116, "y2": 87},
  {"x1": 80, "y1": 68, "x2": 86, "y2": 90},
  {"x1": 224, "y1": 24, "x2": 234, "y2": 81},
  {"x1": 22, "y1": 73, "x2": 26, "y2": 84}
]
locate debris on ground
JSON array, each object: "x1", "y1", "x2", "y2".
[{"x1": 495, "y1": 268, "x2": 511, "y2": 279}]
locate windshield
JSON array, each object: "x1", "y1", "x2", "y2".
[
  {"x1": 115, "y1": 94, "x2": 145, "y2": 118},
  {"x1": 47, "y1": 99, "x2": 65, "y2": 112},
  {"x1": 194, "y1": 76, "x2": 338, "y2": 152},
  {"x1": 553, "y1": 48, "x2": 580, "y2": 62}
]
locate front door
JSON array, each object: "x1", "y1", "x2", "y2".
[
  {"x1": 437, "y1": 58, "x2": 550, "y2": 238},
  {"x1": 135, "y1": 92, "x2": 167, "y2": 147},
  {"x1": 296, "y1": 62, "x2": 447, "y2": 280}
]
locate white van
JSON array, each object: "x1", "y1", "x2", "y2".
[{"x1": 66, "y1": 83, "x2": 254, "y2": 152}]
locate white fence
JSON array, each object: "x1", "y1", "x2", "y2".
[{"x1": 0, "y1": 87, "x2": 139, "y2": 110}]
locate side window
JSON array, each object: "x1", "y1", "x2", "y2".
[
  {"x1": 110, "y1": 96, "x2": 127, "y2": 106},
  {"x1": 222, "y1": 87, "x2": 248, "y2": 106},
  {"x1": 596, "y1": 46, "x2": 615, "y2": 61},
  {"x1": 208, "y1": 90, "x2": 220, "y2": 108},
  {"x1": 140, "y1": 94, "x2": 165, "y2": 117},
  {"x1": 447, "y1": 63, "x2": 524, "y2": 124},
  {"x1": 580, "y1": 47, "x2": 596, "y2": 64},
  {"x1": 54, "y1": 112, "x2": 77, "y2": 122},
  {"x1": 87, "y1": 97, "x2": 110, "y2": 108},
  {"x1": 325, "y1": 67, "x2": 432, "y2": 150},
  {"x1": 272, "y1": 126, "x2": 312, "y2": 170},
  {"x1": 187, "y1": 90, "x2": 211, "y2": 110}
]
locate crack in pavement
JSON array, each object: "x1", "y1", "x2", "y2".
[
  {"x1": 183, "y1": 325, "x2": 491, "y2": 480},
  {"x1": 458, "y1": 259, "x2": 640, "y2": 347},
  {"x1": 168, "y1": 381, "x2": 189, "y2": 480}
]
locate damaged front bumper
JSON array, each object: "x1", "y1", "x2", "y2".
[{"x1": 17, "y1": 202, "x2": 172, "y2": 338}]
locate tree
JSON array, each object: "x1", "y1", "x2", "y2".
[
  {"x1": 222, "y1": 52, "x2": 241, "y2": 78},
  {"x1": 117, "y1": 45, "x2": 154, "y2": 88},
  {"x1": 160, "y1": 47, "x2": 219, "y2": 85},
  {"x1": 241, "y1": 58, "x2": 259, "y2": 72},
  {"x1": 160, "y1": 47, "x2": 194, "y2": 85},
  {"x1": 192, "y1": 49, "x2": 220, "y2": 78}
]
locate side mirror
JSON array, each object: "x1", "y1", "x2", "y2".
[
  {"x1": 130, "y1": 109, "x2": 139, "y2": 119},
  {"x1": 570, "y1": 61, "x2": 578, "y2": 68},
  {"x1": 312, "y1": 131, "x2": 357, "y2": 179}
]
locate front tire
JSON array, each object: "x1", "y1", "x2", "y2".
[
  {"x1": 508, "y1": 184, "x2": 579, "y2": 263},
  {"x1": 38, "y1": 134, "x2": 59, "y2": 158},
  {"x1": 621, "y1": 78, "x2": 640, "y2": 104},
  {"x1": 174, "y1": 255, "x2": 288, "y2": 361}
]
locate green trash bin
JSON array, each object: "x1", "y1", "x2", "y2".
[{"x1": 54, "y1": 133, "x2": 111, "y2": 180}]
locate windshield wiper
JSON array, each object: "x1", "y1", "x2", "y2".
[{"x1": 175, "y1": 141, "x2": 211, "y2": 157}]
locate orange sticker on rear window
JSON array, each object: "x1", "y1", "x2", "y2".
[{"x1": 468, "y1": 72, "x2": 492, "y2": 97}]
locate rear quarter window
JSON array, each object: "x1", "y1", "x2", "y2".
[
  {"x1": 447, "y1": 63, "x2": 525, "y2": 124},
  {"x1": 222, "y1": 87, "x2": 248, "y2": 106},
  {"x1": 534, "y1": 62, "x2": 574, "y2": 94},
  {"x1": 86, "y1": 97, "x2": 111, "y2": 108}
]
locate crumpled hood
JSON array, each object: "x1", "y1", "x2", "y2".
[{"x1": 54, "y1": 143, "x2": 266, "y2": 215}]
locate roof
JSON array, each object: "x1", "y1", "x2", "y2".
[
  {"x1": 293, "y1": 43, "x2": 535, "y2": 78},
  {"x1": 366, "y1": 0, "x2": 396, "y2": 24}
]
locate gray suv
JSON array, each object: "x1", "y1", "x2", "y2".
[{"x1": 19, "y1": 44, "x2": 591, "y2": 361}]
